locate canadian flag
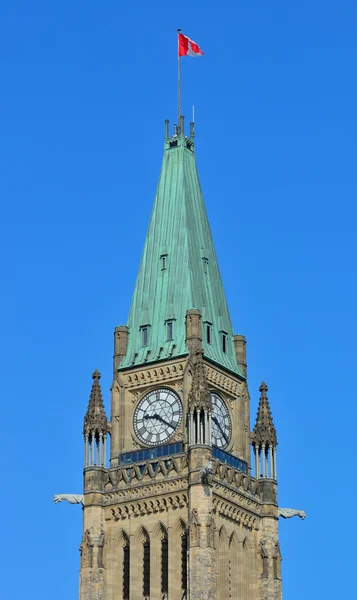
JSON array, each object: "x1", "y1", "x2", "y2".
[{"x1": 178, "y1": 32, "x2": 204, "y2": 57}]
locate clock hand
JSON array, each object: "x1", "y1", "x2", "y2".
[
  {"x1": 143, "y1": 413, "x2": 160, "y2": 421},
  {"x1": 156, "y1": 415, "x2": 175, "y2": 429},
  {"x1": 212, "y1": 416, "x2": 228, "y2": 443},
  {"x1": 143, "y1": 414, "x2": 175, "y2": 429}
]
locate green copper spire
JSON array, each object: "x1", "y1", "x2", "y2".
[{"x1": 119, "y1": 120, "x2": 243, "y2": 377}]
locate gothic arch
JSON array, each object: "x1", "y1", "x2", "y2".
[
  {"x1": 132, "y1": 526, "x2": 150, "y2": 598},
  {"x1": 171, "y1": 517, "x2": 188, "y2": 598},
  {"x1": 242, "y1": 535, "x2": 255, "y2": 600},
  {"x1": 151, "y1": 520, "x2": 168, "y2": 541},
  {"x1": 133, "y1": 525, "x2": 150, "y2": 544},
  {"x1": 113, "y1": 528, "x2": 130, "y2": 546},
  {"x1": 229, "y1": 530, "x2": 238, "y2": 552},
  {"x1": 217, "y1": 526, "x2": 229, "y2": 599},
  {"x1": 150, "y1": 521, "x2": 168, "y2": 598},
  {"x1": 172, "y1": 517, "x2": 187, "y2": 536},
  {"x1": 218, "y1": 524, "x2": 228, "y2": 540},
  {"x1": 229, "y1": 531, "x2": 239, "y2": 598},
  {"x1": 242, "y1": 535, "x2": 251, "y2": 551},
  {"x1": 109, "y1": 528, "x2": 130, "y2": 600}
]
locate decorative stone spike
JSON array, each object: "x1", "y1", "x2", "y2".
[
  {"x1": 83, "y1": 370, "x2": 108, "y2": 435},
  {"x1": 252, "y1": 381, "x2": 277, "y2": 447}
]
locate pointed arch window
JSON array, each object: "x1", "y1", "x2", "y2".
[{"x1": 181, "y1": 531, "x2": 188, "y2": 593}]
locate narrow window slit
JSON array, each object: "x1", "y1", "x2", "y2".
[
  {"x1": 161, "y1": 253, "x2": 168, "y2": 270},
  {"x1": 222, "y1": 333, "x2": 227, "y2": 353},
  {"x1": 161, "y1": 536, "x2": 168, "y2": 595},
  {"x1": 167, "y1": 321, "x2": 173, "y2": 341},
  {"x1": 181, "y1": 532, "x2": 188, "y2": 592},
  {"x1": 143, "y1": 540, "x2": 150, "y2": 597},
  {"x1": 123, "y1": 543, "x2": 130, "y2": 600},
  {"x1": 141, "y1": 326, "x2": 149, "y2": 347}
]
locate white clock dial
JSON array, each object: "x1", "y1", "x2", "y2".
[
  {"x1": 211, "y1": 392, "x2": 231, "y2": 449},
  {"x1": 133, "y1": 388, "x2": 183, "y2": 446}
]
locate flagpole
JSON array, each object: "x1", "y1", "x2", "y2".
[{"x1": 177, "y1": 28, "x2": 181, "y2": 132}]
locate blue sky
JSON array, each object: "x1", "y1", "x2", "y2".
[{"x1": 1, "y1": 1, "x2": 356, "y2": 598}]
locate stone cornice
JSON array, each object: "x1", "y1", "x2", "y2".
[
  {"x1": 104, "y1": 477, "x2": 188, "y2": 505},
  {"x1": 213, "y1": 482, "x2": 261, "y2": 516},
  {"x1": 105, "y1": 489, "x2": 188, "y2": 521},
  {"x1": 204, "y1": 364, "x2": 244, "y2": 398},
  {"x1": 122, "y1": 359, "x2": 186, "y2": 391},
  {"x1": 212, "y1": 487, "x2": 261, "y2": 530}
]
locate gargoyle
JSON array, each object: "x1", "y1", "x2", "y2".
[
  {"x1": 53, "y1": 494, "x2": 84, "y2": 505},
  {"x1": 278, "y1": 508, "x2": 306, "y2": 520},
  {"x1": 200, "y1": 461, "x2": 213, "y2": 484}
]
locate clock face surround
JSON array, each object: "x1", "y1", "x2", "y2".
[
  {"x1": 211, "y1": 392, "x2": 231, "y2": 449},
  {"x1": 133, "y1": 388, "x2": 183, "y2": 446}
]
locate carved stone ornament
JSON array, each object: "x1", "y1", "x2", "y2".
[
  {"x1": 53, "y1": 494, "x2": 84, "y2": 505},
  {"x1": 204, "y1": 364, "x2": 241, "y2": 397},
  {"x1": 105, "y1": 478, "x2": 188, "y2": 504},
  {"x1": 106, "y1": 493, "x2": 188, "y2": 521},
  {"x1": 97, "y1": 530, "x2": 106, "y2": 569},
  {"x1": 206, "y1": 511, "x2": 215, "y2": 548},
  {"x1": 188, "y1": 351, "x2": 211, "y2": 410},
  {"x1": 213, "y1": 496, "x2": 259, "y2": 531},
  {"x1": 259, "y1": 539, "x2": 269, "y2": 578},
  {"x1": 126, "y1": 362, "x2": 184, "y2": 388},
  {"x1": 80, "y1": 529, "x2": 94, "y2": 568},
  {"x1": 131, "y1": 434, "x2": 140, "y2": 449},
  {"x1": 189, "y1": 508, "x2": 201, "y2": 546},
  {"x1": 278, "y1": 508, "x2": 306, "y2": 520}
]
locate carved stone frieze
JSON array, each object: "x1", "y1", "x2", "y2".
[
  {"x1": 124, "y1": 362, "x2": 185, "y2": 389},
  {"x1": 105, "y1": 492, "x2": 188, "y2": 521},
  {"x1": 104, "y1": 456, "x2": 188, "y2": 492},
  {"x1": 104, "y1": 478, "x2": 188, "y2": 504},
  {"x1": 130, "y1": 434, "x2": 140, "y2": 449},
  {"x1": 212, "y1": 495, "x2": 260, "y2": 530},
  {"x1": 213, "y1": 482, "x2": 261, "y2": 516},
  {"x1": 212, "y1": 461, "x2": 260, "y2": 498},
  {"x1": 204, "y1": 364, "x2": 243, "y2": 398}
]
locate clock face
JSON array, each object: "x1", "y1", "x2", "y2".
[
  {"x1": 133, "y1": 388, "x2": 183, "y2": 446},
  {"x1": 211, "y1": 392, "x2": 231, "y2": 449}
]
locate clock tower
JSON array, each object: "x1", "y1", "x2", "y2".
[{"x1": 76, "y1": 117, "x2": 288, "y2": 600}]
